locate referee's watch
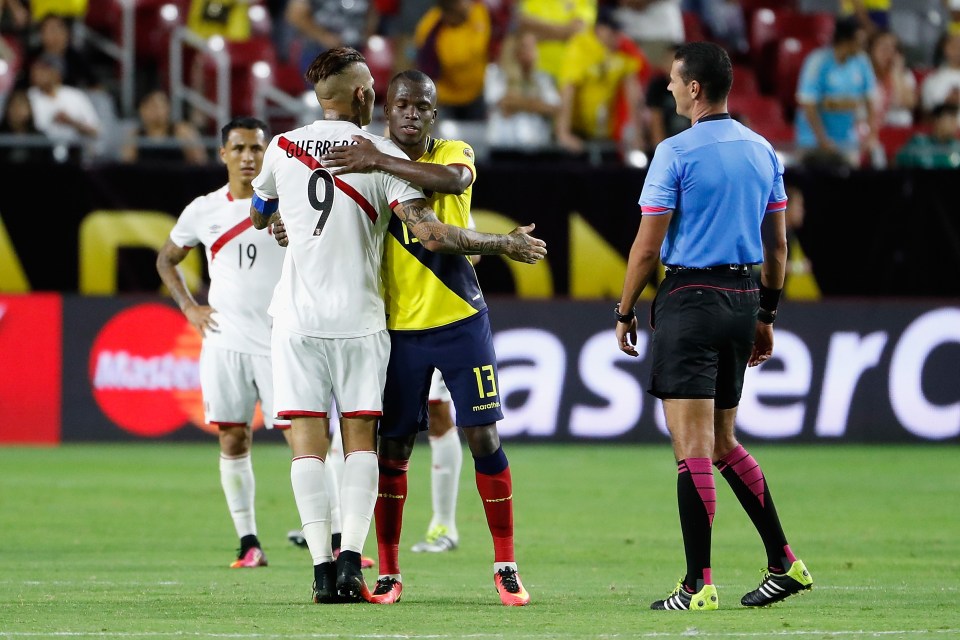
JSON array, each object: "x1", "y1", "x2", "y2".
[{"x1": 614, "y1": 304, "x2": 636, "y2": 323}]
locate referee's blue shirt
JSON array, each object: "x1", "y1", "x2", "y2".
[{"x1": 639, "y1": 114, "x2": 788, "y2": 268}]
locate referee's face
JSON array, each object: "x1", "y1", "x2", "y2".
[{"x1": 667, "y1": 60, "x2": 693, "y2": 119}]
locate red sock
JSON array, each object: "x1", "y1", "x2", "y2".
[
  {"x1": 375, "y1": 458, "x2": 408, "y2": 576},
  {"x1": 475, "y1": 467, "x2": 514, "y2": 563}
]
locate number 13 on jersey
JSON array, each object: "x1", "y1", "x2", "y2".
[{"x1": 473, "y1": 364, "x2": 498, "y2": 399}]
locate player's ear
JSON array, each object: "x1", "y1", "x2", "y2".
[{"x1": 219, "y1": 145, "x2": 227, "y2": 165}]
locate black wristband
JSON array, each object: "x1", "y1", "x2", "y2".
[
  {"x1": 614, "y1": 304, "x2": 635, "y2": 323},
  {"x1": 757, "y1": 307, "x2": 777, "y2": 325},
  {"x1": 759, "y1": 284, "x2": 782, "y2": 312}
]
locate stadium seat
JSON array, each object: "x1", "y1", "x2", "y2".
[
  {"x1": 198, "y1": 36, "x2": 278, "y2": 117},
  {"x1": 682, "y1": 11, "x2": 708, "y2": 43},
  {"x1": 774, "y1": 36, "x2": 818, "y2": 120},
  {"x1": 732, "y1": 64, "x2": 761, "y2": 97},
  {"x1": 363, "y1": 35, "x2": 395, "y2": 104},
  {"x1": 780, "y1": 11, "x2": 834, "y2": 47},
  {"x1": 728, "y1": 94, "x2": 794, "y2": 145},
  {"x1": 749, "y1": 7, "x2": 782, "y2": 91},
  {"x1": 879, "y1": 125, "x2": 922, "y2": 164}
]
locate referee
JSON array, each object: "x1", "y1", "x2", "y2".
[{"x1": 615, "y1": 42, "x2": 813, "y2": 611}]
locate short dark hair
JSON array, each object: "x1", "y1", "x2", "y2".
[
  {"x1": 390, "y1": 68, "x2": 432, "y2": 87},
  {"x1": 304, "y1": 47, "x2": 366, "y2": 85},
  {"x1": 833, "y1": 16, "x2": 860, "y2": 45},
  {"x1": 220, "y1": 117, "x2": 269, "y2": 146},
  {"x1": 674, "y1": 42, "x2": 733, "y2": 104}
]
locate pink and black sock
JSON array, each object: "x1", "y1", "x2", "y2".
[
  {"x1": 677, "y1": 458, "x2": 716, "y2": 592},
  {"x1": 474, "y1": 446, "x2": 515, "y2": 563},
  {"x1": 715, "y1": 444, "x2": 796, "y2": 573},
  {"x1": 374, "y1": 457, "x2": 408, "y2": 576}
]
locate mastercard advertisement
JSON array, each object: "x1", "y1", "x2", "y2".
[{"x1": 0, "y1": 295, "x2": 264, "y2": 443}]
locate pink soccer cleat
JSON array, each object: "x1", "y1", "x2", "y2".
[{"x1": 230, "y1": 546, "x2": 267, "y2": 568}]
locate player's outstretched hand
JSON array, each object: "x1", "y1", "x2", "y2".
[
  {"x1": 322, "y1": 135, "x2": 380, "y2": 174},
  {"x1": 272, "y1": 216, "x2": 288, "y2": 247},
  {"x1": 748, "y1": 322, "x2": 774, "y2": 367},
  {"x1": 506, "y1": 223, "x2": 547, "y2": 264}
]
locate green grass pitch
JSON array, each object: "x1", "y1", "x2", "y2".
[{"x1": 1, "y1": 441, "x2": 957, "y2": 639}]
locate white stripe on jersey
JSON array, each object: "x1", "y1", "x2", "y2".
[
  {"x1": 253, "y1": 121, "x2": 423, "y2": 338},
  {"x1": 168, "y1": 185, "x2": 284, "y2": 355}
]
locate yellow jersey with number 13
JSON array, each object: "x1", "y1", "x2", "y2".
[{"x1": 384, "y1": 137, "x2": 484, "y2": 332}]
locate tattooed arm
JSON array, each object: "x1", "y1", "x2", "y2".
[{"x1": 392, "y1": 198, "x2": 547, "y2": 264}]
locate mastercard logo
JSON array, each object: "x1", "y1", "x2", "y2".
[{"x1": 89, "y1": 303, "x2": 263, "y2": 437}]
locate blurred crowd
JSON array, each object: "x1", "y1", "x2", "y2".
[{"x1": 2, "y1": 0, "x2": 960, "y2": 168}]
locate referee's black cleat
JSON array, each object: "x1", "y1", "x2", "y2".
[
  {"x1": 335, "y1": 550, "x2": 372, "y2": 602},
  {"x1": 741, "y1": 559, "x2": 813, "y2": 607},
  {"x1": 311, "y1": 561, "x2": 338, "y2": 604}
]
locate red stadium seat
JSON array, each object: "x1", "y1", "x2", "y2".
[
  {"x1": 749, "y1": 7, "x2": 780, "y2": 84},
  {"x1": 728, "y1": 94, "x2": 793, "y2": 145},
  {"x1": 774, "y1": 36, "x2": 818, "y2": 120},
  {"x1": 682, "y1": 11, "x2": 708, "y2": 43},
  {"x1": 198, "y1": 37, "x2": 278, "y2": 117},
  {"x1": 363, "y1": 35, "x2": 395, "y2": 104},
  {"x1": 732, "y1": 64, "x2": 761, "y2": 97},
  {"x1": 879, "y1": 125, "x2": 923, "y2": 164},
  {"x1": 780, "y1": 11, "x2": 834, "y2": 47}
]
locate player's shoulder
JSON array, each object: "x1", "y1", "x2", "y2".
[
  {"x1": 426, "y1": 137, "x2": 475, "y2": 164},
  {"x1": 369, "y1": 134, "x2": 411, "y2": 160},
  {"x1": 183, "y1": 184, "x2": 231, "y2": 214}
]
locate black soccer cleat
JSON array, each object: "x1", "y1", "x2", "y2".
[
  {"x1": 335, "y1": 550, "x2": 372, "y2": 603},
  {"x1": 312, "y1": 561, "x2": 338, "y2": 604},
  {"x1": 741, "y1": 560, "x2": 813, "y2": 607}
]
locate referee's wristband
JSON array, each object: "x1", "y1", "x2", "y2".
[
  {"x1": 757, "y1": 307, "x2": 777, "y2": 325},
  {"x1": 759, "y1": 284, "x2": 782, "y2": 312},
  {"x1": 614, "y1": 304, "x2": 635, "y2": 323}
]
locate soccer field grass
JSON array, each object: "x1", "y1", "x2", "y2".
[{"x1": 1, "y1": 442, "x2": 957, "y2": 639}]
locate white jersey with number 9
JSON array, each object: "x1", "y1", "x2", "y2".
[{"x1": 253, "y1": 120, "x2": 423, "y2": 339}]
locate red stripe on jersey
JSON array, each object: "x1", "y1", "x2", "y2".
[
  {"x1": 209, "y1": 217, "x2": 253, "y2": 262},
  {"x1": 226, "y1": 192, "x2": 234, "y2": 201},
  {"x1": 278, "y1": 136, "x2": 323, "y2": 170},
  {"x1": 278, "y1": 410, "x2": 328, "y2": 418},
  {"x1": 767, "y1": 199, "x2": 788, "y2": 211},
  {"x1": 641, "y1": 205, "x2": 671, "y2": 214},
  {"x1": 341, "y1": 410, "x2": 383, "y2": 417},
  {"x1": 333, "y1": 177, "x2": 379, "y2": 223},
  {"x1": 278, "y1": 135, "x2": 378, "y2": 224},
  {"x1": 292, "y1": 454, "x2": 325, "y2": 462}
]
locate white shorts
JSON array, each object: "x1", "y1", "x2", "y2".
[
  {"x1": 199, "y1": 343, "x2": 289, "y2": 429},
  {"x1": 272, "y1": 327, "x2": 390, "y2": 418},
  {"x1": 427, "y1": 368, "x2": 451, "y2": 404}
]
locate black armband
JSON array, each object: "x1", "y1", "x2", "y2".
[{"x1": 614, "y1": 304, "x2": 636, "y2": 323}]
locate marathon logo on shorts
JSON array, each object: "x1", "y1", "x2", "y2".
[
  {"x1": 284, "y1": 138, "x2": 359, "y2": 159},
  {"x1": 473, "y1": 401, "x2": 501, "y2": 412}
]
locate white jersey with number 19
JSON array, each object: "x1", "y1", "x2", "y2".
[{"x1": 253, "y1": 121, "x2": 423, "y2": 339}]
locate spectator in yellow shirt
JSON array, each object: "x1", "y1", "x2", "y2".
[
  {"x1": 415, "y1": 0, "x2": 491, "y2": 120},
  {"x1": 517, "y1": 0, "x2": 596, "y2": 82},
  {"x1": 555, "y1": 8, "x2": 642, "y2": 155}
]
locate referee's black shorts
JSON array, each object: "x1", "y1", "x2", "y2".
[{"x1": 648, "y1": 266, "x2": 759, "y2": 409}]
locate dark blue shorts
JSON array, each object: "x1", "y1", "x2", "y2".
[{"x1": 380, "y1": 311, "x2": 504, "y2": 438}]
